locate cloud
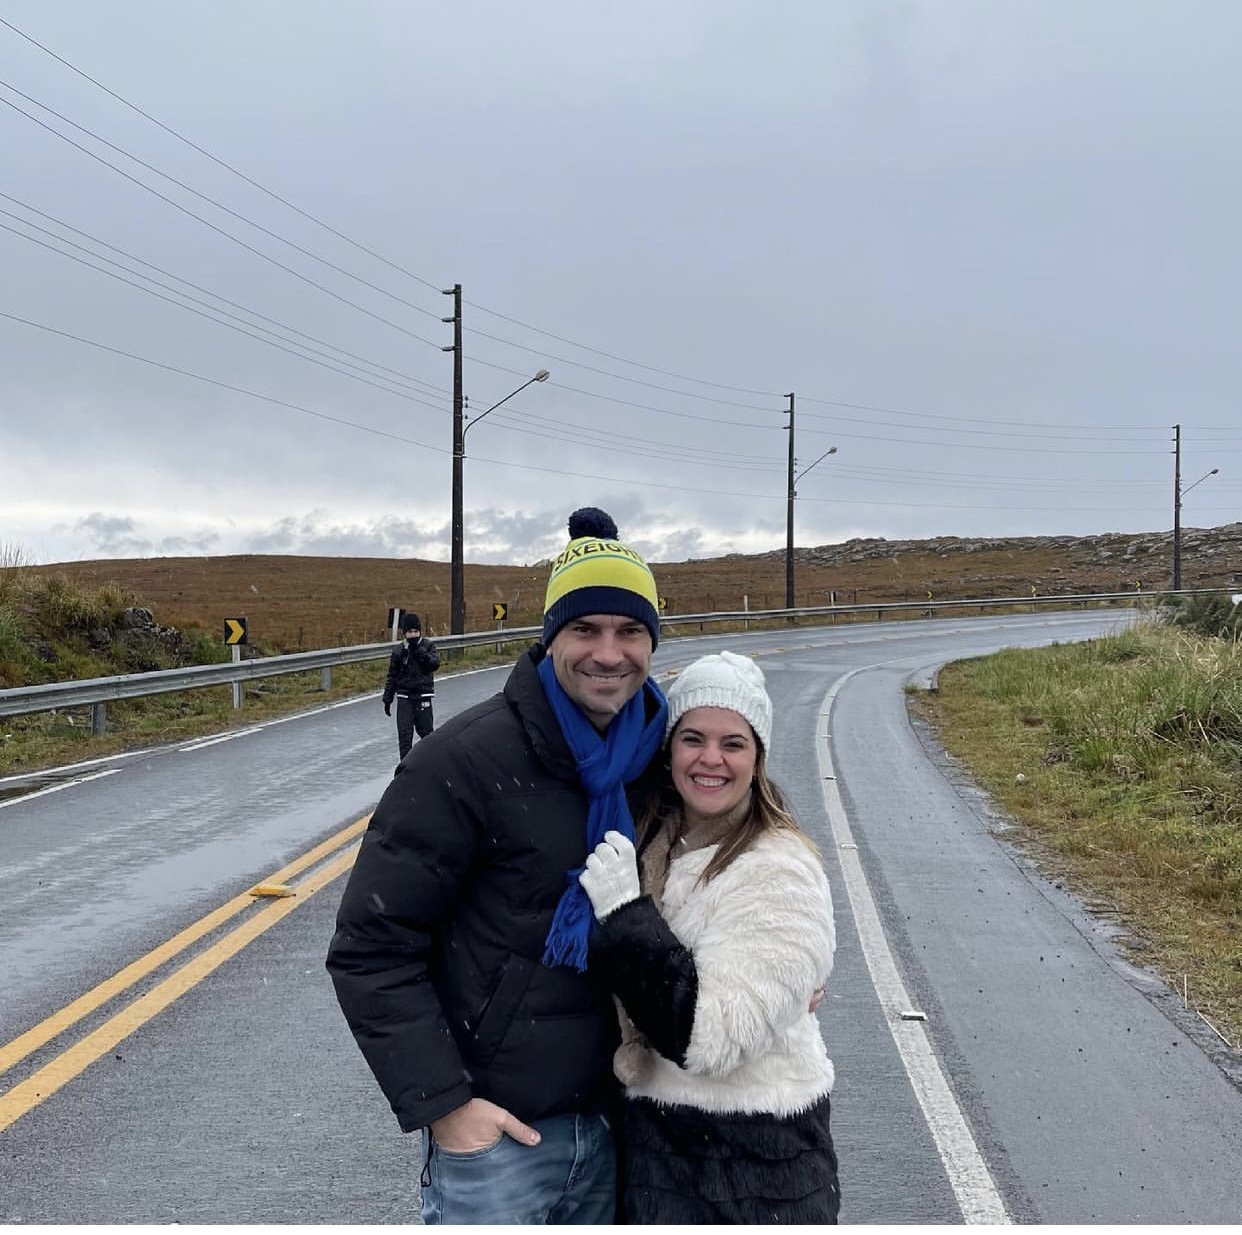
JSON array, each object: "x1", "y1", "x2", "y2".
[
  {"x1": 67, "y1": 512, "x2": 221, "y2": 558},
  {"x1": 3, "y1": 0, "x2": 1237, "y2": 567}
]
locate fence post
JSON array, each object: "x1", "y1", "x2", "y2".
[
  {"x1": 91, "y1": 702, "x2": 107, "y2": 736},
  {"x1": 320, "y1": 667, "x2": 332, "y2": 691}
]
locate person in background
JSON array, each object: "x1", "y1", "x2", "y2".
[
  {"x1": 579, "y1": 649, "x2": 840, "y2": 1224},
  {"x1": 382, "y1": 611, "x2": 439, "y2": 761},
  {"x1": 327, "y1": 507, "x2": 666, "y2": 1225}
]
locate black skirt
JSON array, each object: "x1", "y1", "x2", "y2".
[{"x1": 620, "y1": 1094, "x2": 840, "y2": 1225}]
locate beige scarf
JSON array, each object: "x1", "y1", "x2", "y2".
[{"x1": 639, "y1": 792, "x2": 753, "y2": 911}]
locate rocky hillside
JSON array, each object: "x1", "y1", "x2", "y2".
[
  {"x1": 735, "y1": 523, "x2": 1242, "y2": 599},
  {"x1": 802, "y1": 524, "x2": 1242, "y2": 572},
  {"x1": 34, "y1": 523, "x2": 1242, "y2": 653}
]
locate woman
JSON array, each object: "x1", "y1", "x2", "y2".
[{"x1": 579, "y1": 650, "x2": 839, "y2": 1224}]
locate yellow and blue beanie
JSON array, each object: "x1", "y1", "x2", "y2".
[{"x1": 542, "y1": 508, "x2": 660, "y2": 648}]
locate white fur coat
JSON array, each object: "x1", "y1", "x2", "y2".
[{"x1": 614, "y1": 828, "x2": 836, "y2": 1117}]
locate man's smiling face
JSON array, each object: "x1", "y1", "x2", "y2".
[{"x1": 546, "y1": 613, "x2": 653, "y2": 730}]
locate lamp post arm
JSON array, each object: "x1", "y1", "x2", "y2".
[
  {"x1": 794, "y1": 445, "x2": 838, "y2": 487},
  {"x1": 1181, "y1": 467, "x2": 1219, "y2": 500},
  {"x1": 462, "y1": 370, "x2": 550, "y2": 447},
  {"x1": 462, "y1": 377, "x2": 534, "y2": 443}
]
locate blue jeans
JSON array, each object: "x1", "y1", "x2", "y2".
[{"x1": 419, "y1": 1113, "x2": 616, "y2": 1225}]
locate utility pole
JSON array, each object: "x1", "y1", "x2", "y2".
[
  {"x1": 784, "y1": 392, "x2": 796, "y2": 611},
  {"x1": 443, "y1": 283, "x2": 465, "y2": 634},
  {"x1": 1172, "y1": 423, "x2": 1182, "y2": 592},
  {"x1": 1171, "y1": 427, "x2": 1220, "y2": 594}
]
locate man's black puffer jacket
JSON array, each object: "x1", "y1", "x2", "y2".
[{"x1": 327, "y1": 645, "x2": 658, "y2": 1132}]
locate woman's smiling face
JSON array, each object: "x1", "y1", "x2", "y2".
[{"x1": 669, "y1": 706, "x2": 758, "y2": 823}]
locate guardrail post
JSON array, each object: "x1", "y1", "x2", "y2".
[
  {"x1": 320, "y1": 667, "x2": 332, "y2": 691},
  {"x1": 91, "y1": 702, "x2": 107, "y2": 736},
  {"x1": 231, "y1": 645, "x2": 242, "y2": 710}
]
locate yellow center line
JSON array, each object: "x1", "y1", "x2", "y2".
[
  {"x1": 0, "y1": 814, "x2": 369, "y2": 1077},
  {"x1": 0, "y1": 842, "x2": 359, "y2": 1135}
]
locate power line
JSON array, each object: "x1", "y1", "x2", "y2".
[
  {"x1": 478, "y1": 410, "x2": 783, "y2": 472},
  {"x1": 0, "y1": 75, "x2": 448, "y2": 325},
  {"x1": 0, "y1": 89, "x2": 447, "y2": 352},
  {"x1": 0, "y1": 213, "x2": 451, "y2": 409},
  {"x1": 0, "y1": 309, "x2": 449, "y2": 446},
  {"x1": 461, "y1": 297, "x2": 782, "y2": 396},
  {"x1": 0, "y1": 191, "x2": 446, "y2": 392},
  {"x1": 2, "y1": 309, "x2": 1195, "y2": 516},
  {"x1": 0, "y1": 189, "x2": 448, "y2": 391},
  {"x1": 797, "y1": 396, "x2": 1163, "y2": 433},
  {"x1": 827, "y1": 462, "x2": 1177, "y2": 490},
  {"x1": 4, "y1": 45, "x2": 1143, "y2": 435},
  {"x1": 4, "y1": 15, "x2": 1206, "y2": 441},
  {"x1": 0, "y1": 12, "x2": 446, "y2": 302},
  {"x1": 462, "y1": 322, "x2": 790, "y2": 410},
  {"x1": 3, "y1": 55, "x2": 789, "y2": 414},
  {"x1": 795, "y1": 422, "x2": 1165, "y2": 455},
  {"x1": 0, "y1": 14, "x2": 794, "y2": 400},
  {"x1": 0, "y1": 81, "x2": 802, "y2": 429},
  {"x1": 482, "y1": 405, "x2": 782, "y2": 466}
]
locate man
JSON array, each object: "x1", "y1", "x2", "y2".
[
  {"x1": 382, "y1": 612, "x2": 439, "y2": 761},
  {"x1": 326, "y1": 508, "x2": 666, "y2": 1225}
]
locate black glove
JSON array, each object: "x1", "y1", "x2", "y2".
[{"x1": 383, "y1": 700, "x2": 392, "y2": 716}]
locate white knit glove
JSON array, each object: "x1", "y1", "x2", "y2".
[{"x1": 579, "y1": 830, "x2": 641, "y2": 921}]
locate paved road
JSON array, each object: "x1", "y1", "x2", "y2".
[{"x1": 2, "y1": 610, "x2": 1240, "y2": 1223}]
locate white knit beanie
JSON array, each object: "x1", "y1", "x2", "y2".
[{"x1": 664, "y1": 650, "x2": 773, "y2": 751}]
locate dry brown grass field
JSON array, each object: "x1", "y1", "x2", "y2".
[{"x1": 38, "y1": 536, "x2": 1198, "y2": 653}]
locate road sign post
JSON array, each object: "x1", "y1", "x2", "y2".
[
  {"x1": 224, "y1": 617, "x2": 248, "y2": 709},
  {"x1": 493, "y1": 602, "x2": 508, "y2": 653}
]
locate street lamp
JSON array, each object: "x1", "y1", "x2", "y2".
[
  {"x1": 450, "y1": 369, "x2": 550, "y2": 633},
  {"x1": 1173, "y1": 465, "x2": 1218, "y2": 592},
  {"x1": 784, "y1": 391, "x2": 837, "y2": 610}
]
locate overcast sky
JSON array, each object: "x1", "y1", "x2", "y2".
[{"x1": 2, "y1": 1, "x2": 1238, "y2": 567}]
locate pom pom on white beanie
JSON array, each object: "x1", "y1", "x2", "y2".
[{"x1": 664, "y1": 650, "x2": 772, "y2": 751}]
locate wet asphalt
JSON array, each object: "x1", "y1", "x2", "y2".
[{"x1": 2, "y1": 611, "x2": 1241, "y2": 1223}]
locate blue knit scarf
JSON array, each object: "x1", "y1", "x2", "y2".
[{"x1": 537, "y1": 655, "x2": 667, "y2": 971}]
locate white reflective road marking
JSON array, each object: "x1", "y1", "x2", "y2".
[
  {"x1": 816, "y1": 666, "x2": 1010, "y2": 1225},
  {"x1": 0, "y1": 767, "x2": 122, "y2": 811}
]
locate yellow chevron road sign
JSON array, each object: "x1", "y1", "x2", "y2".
[{"x1": 224, "y1": 617, "x2": 248, "y2": 646}]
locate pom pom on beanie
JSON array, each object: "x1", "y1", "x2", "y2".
[
  {"x1": 567, "y1": 507, "x2": 618, "y2": 540},
  {"x1": 542, "y1": 508, "x2": 660, "y2": 648},
  {"x1": 664, "y1": 650, "x2": 773, "y2": 751}
]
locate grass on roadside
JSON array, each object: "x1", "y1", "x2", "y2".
[{"x1": 912, "y1": 621, "x2": 1242, "y2": 1048}]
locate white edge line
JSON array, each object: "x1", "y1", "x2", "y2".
[
  {"x1": 179, "y1": 732, "x2": 247, "y2": 752},
  {"x1": 817, "y1": 665, "x2": 1011, "y2": 1225},
  {"x1": 0, "y1": 766, "x2": 123, "y2": 811},
  {"x1": 0, "y1": 745, "x2": 149, "y2": 785},
  {"x1": 12, "y1": 664, "x2": 515, "y2": 782}
]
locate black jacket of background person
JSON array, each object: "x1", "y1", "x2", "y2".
[
  {"x1": 381, "y1": 635, "x2": 439, "y2": 705},
  {"x1": 327, "y1": 645, "x2": 661, "y2": 1132}
]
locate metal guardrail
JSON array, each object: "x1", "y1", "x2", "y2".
[
  {"x1": 0, "y1": 588, "x2": 1161, "y2": 733},
  {"x1": 0, "y1": 625, "x2": 544, "y2": 732}
]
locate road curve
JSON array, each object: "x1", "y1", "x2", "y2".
[{"x1": 1, "y1": 610, "x2": 1239, "y2": 1223}]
